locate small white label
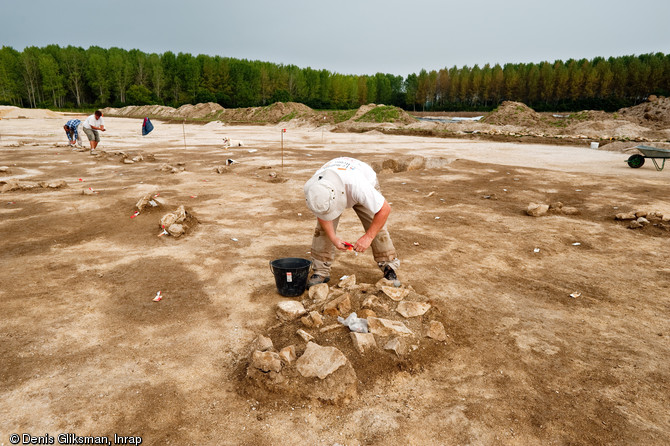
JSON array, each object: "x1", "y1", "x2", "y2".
[{"x1": 286, "y1": 272, "x2": 293, "y2": 283}]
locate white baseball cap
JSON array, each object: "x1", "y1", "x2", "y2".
[{"x1": 304, "y1": 169, "x2": 346, "y2": 221}]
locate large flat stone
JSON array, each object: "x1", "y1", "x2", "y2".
[
  {"x1": 396, "y1": 301, "x2": 431, "y2": 318},
  {"x1": 381, "y1": 286, "x2": 410, "y2": 301},
  {"x1": 296, "y1": 342, "x2": 348, "y2": 379},
  {"x1": 368, "y1": 317, "x2": 413, "y2": 337},
  {"x1": 276, "y1": 300, "x2": 307, "y2": 321}
]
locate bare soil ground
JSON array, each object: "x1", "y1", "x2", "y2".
[{"x1": 1, "y1": 111, "x2": 669, "y2": 445}]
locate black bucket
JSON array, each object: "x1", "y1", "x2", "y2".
[{"x1": 269, "y1": 257, "x2": 312, "y2": 297}]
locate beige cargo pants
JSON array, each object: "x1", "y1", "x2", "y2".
[{"x1": 310, "y1": 202, "x2": 400, "y2": 277}]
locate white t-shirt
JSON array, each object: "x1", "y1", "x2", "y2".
[
  {"x1": 315, "y1": 157, "x2": 385, "y2": 213},
  {"x1": 82, "y1": 114, "x2": 105, "y2": 130}
]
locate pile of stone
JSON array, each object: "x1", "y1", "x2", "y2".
[
  {"x1": 135, "y1": 192, "x2": 163, "y2": 212},
  {"x1": 245, "y1": 275, "x2": 447, "y2": 404},
  {"x1": 527, "y1": 201, "x2": 579, "y2": 217},
  {"x1": 615, "y1": 210, "x2": 670, "y2": 229},
  {"x1": 121, "y1": 153, "x2": 144, "y2": 164},
  {"x1": 1, "y1": 179, "x2": 67, "y2": 193},
  {"x1": 159, "y1": 205, "x2": 197, "y2": 237},
  {"x1": 158, "y1": 163, "x2": 185, "y2": 174}
]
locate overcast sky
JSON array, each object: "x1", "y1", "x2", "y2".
[{"x1": 1, "y1": 0, "x2": 669, "y2": 77}]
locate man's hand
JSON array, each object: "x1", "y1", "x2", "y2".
[
  {"x1": 331, "y1": 237, "x2": 350, "y2": 252},
  {"x1": 354, "y1": 233, "x2": 374, "y2": 252}
]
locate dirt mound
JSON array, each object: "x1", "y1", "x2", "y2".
[
  {"x1": 353, "y1": 104, "x2": 417, "y2": 125},
  {"x1": 102, "y1": 102, "x2": 223, "y2": 120},
  {"x1": 0, "y1": 106, "x2": 61, "y2": 119},
  {"x1": 618, "y1": 96, "x2": 670, "y2": 129},
  {"x1": 483, "y1": 101, "x2": 545, "y2": 126},
  {"x1": 243, "y1": 276, "x2": 448, "y2": 404},
  {"x1": 219, "y1": 102, "x2": 314, "y2": 124}
]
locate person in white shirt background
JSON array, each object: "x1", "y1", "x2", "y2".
[{"x1": 81, "y1": 110, "x2": 106, "y2": 151}]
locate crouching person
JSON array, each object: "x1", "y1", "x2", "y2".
[{"x1": 303, "y1": 157, "x2": 400, "y2": 288}]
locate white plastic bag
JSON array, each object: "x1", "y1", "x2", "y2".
[{"x1": 337, "y1": 312, "x2": 369, "y2": 333}]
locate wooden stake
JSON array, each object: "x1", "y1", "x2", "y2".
[{"x1": 182, "y1": 119, "x2": 187, "y2": 150}]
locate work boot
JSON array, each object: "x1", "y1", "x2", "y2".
[
  {"x1": 307, "y1": 274, "x2": 330, "y2": 288},
  {"x1": 383, "y1": 265, "x2": 401, "y2": 288}
]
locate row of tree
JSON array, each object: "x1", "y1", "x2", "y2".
[{"x1": 1, "y1": 45, "x2": 668, "y2": 112}]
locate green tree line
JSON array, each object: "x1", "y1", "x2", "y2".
[
  {"x1": 1, "y1": 45, "x2": 668, "y2": 112},
  {"x1": 406, "y1": 53, "x2": 670, "y2": 112}
]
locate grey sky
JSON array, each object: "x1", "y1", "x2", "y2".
[{"x1": 1, "y1": 0, "x2": 668, "y2": 77}]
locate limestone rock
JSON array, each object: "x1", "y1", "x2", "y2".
[
  {"x1": 300, "y1": 310, "x2": 324, "y2": 328},
  {"x1": 296, "y1": 342, "x2": 348, "y2": 379},
  {"x1": 527, "y1": 203, "x2": 549, "y2": 217},
  {"x1": 136, "y1": 192, "x2": 156, "y2": 212},
  {"x1": 323, "y1": 293, "x2": 351, "y2": 316},
  {"x1": 338, "y1": 275, "x2": 356, "y2": 289},
  {"x1": 427, "y1": 321, "x2": 447, "y2": 341},
  {"x1": 123, "y1": 158, "x2": 135, "y2": 164},
  {"x1": 615, "y1": 212, "x2": 637, "y2": 220},
  {"x1": 635, "y1": 211, "x2": 648, "y2": 218},
  {"x1": 319, "y1": 324, "x2": 344, "y2": 333},
  {"x1": 132, "y1": 155, "x2": 143, "y2": 163},
  {"x1": 637, "y1": 217, "x2": 650, "y2": 225},
  {"x1": 296, "y1": 329, "x2": 315, "y2": 342},
  {"x1": 167, "y1": 223, "x2": 184, "y2": 237},
  {"x1": 629, "y1": 221, "x2": 643, "y2": 229},
  {"x1": 350, "y1": 332, "x2": 377, "y2": 354},
  {"x1": 384, "y1": 337, "x2": 408, "y2": 356},
  {"x1": 375, "y1": 278, "x2": 396, "y2": 289},
  {"x1": 359, "y1": 309, "x2": 377, "y2": 319},
  {"x1": 160, "y1": 205, "x2": 186, "y2": 229},
  {"x1": 561, "y1": 206, "x2": 579, "y2": 215},
  {"x1": 663, "y1": 214, "x2": 670, "y2": 222},
  {"x1": 279, "y1": 345, "x2": 296, "y2": 364},
  {"x1": 40, "y1": 180, "x2": 67, "y2": 189},
  {"x1": 250, "y1": 350, "x2": 282, "y2": 373},
  {"x1": 308, "y1": 283, "x2": 330, "y2": 305},
  {"x1": 396, "y1": 301, "x2": 431, "y2": 318},
  {"x1": 549, "y1": 202, "x2": 563, "y2": 210},
  {"x1": 159, "y1": 163, "x2": 179, "y2": 173},
  {"x1": 0, "y1": 166, "x2": 10, "y2": 173},
  {"x1": 276, "y1": 300, "x2": 307, "y2": 321},
  {"x1": 381, "y1": 286, "x2": 410, "y2": 301},
  {"x1": 82, "y1": 188, "x2": 96, "y2": 195},
  {"x1": 0, "y1": 180, "x2": 19, "y2": 193},
  {"x1": 362, "y1": 295, "x2": 389, "y2": 313},
  {"x1": 368, "y1": 317, "x2": 413, "y2": 337},
  {"x1": 250, "y1": 335, "x2": 274, "y2": 353}
]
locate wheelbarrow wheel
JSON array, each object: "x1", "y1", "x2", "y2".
[{"x1": 627, "y1": 154, "x2": 645, "y2": 168}]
